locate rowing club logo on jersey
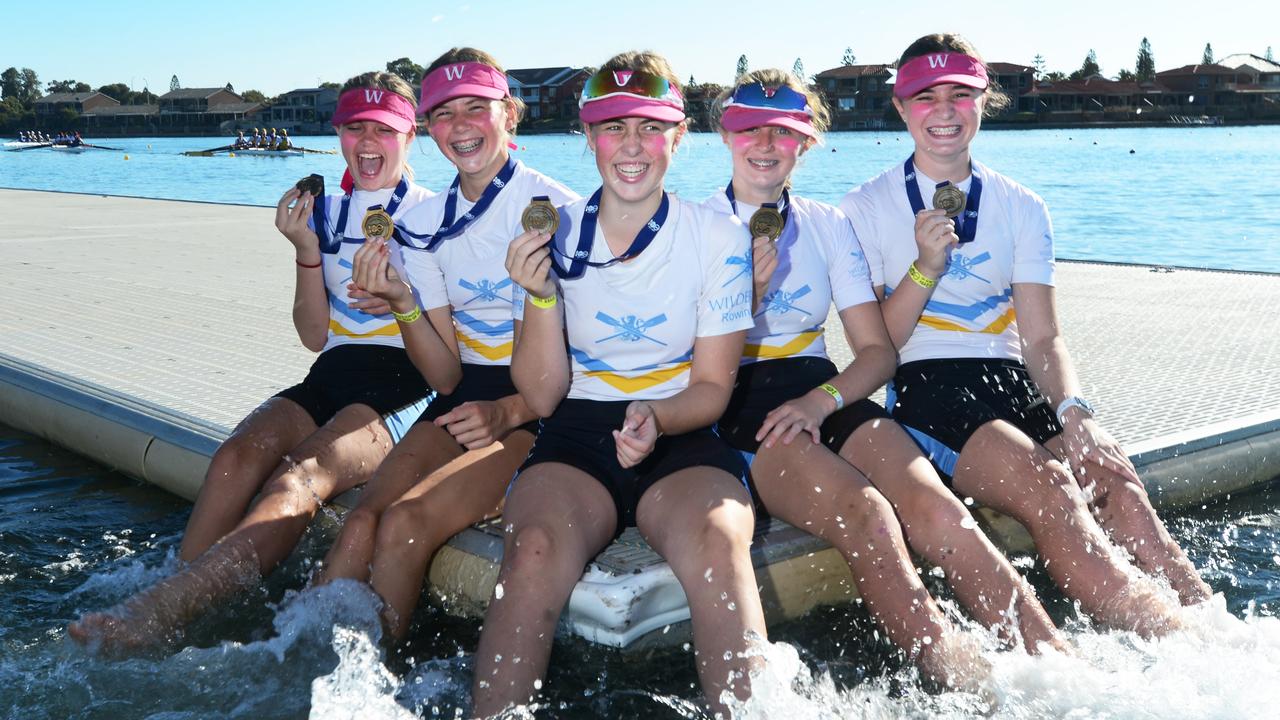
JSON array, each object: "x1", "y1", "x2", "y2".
[
  {"x1": 459, "y1": 277, "x2": 514, "y2": 305},
  {"x1": 594, "y1": 312, "x2": 668, "y2": 346},
  {"x1": 722, "y1": 246, "x2": 753, "y2": 287},
  {"x1": 758, "y1": 284, "x2": 812, "y2": 317}
]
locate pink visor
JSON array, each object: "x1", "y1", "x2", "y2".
[
  {"x1": 418, "y1": 62, "x2": 510, "y2": 115},
  {"x1": 720, "y1": 107, "x2": 816, "y2": 138},
  {"x1": 893, "y1": 52, "x2": 989, "y2": 98},
  {"x1": 579, "y1": 95, "x2": 686, "y2": 124},
  {"x1": 331, "y1": 87, "x2": 417, "y2": 133}
]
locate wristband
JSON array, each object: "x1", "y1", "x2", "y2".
[
  {"x1": 907, "y1": 262, "x2": 937, "y2": 289},
  {"x1": 295, "y1": 257, "x2": 323, "y2": 269},
  {"x1": 528, "y1": 293, "x2": 557, "y2": 309},
  {"x1": 818, "y1": 383, "x2": 844, "y2": 411},
  {"x1": 391, "y1": 305, "x2": 422, "y2": 324}
]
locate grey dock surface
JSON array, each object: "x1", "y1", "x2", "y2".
[{"x1": 3, "y1": 189, "x2": 1279, "y2": 643}]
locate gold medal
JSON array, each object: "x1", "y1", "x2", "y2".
[
  {"x1": 521, "y1": 196, "x2": 559, "y2": 235},
  {"x1": 361, "y1": 205, "x2": 393, "y2": 241},
  {"x1": 932, "y1": 183, "x2": 966, "y2": 218},
  {"x1": 748, "y1": 204, "x2": 784, "y2": 242}
]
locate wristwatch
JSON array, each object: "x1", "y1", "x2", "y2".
[{"x1": 1055, "y1": 395, "x2": 1096, "y2": 423}]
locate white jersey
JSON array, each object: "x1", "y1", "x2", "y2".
[
  {"x1": 704, "y1": 190, "x2": 875, "y2": 364},
  {"x1": 544, "y1": 195, "x2": 754, "y2": 402},
  {"x1": 312, "y1": 182, "x2": 436, "y2": 352},
  {"x1": 841, "y1": 160, "x2": 1055, "y2": 365},
  {"x1": 396, "y1": 161, "x2": 578, "y2": 366}
]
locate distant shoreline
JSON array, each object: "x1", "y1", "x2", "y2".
[{"x1": 19, "y1": 118, "x2": 1278, "y2": 139}]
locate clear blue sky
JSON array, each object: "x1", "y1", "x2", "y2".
[{"x1": 6, "y1": 0, "x2": 1276, "y2": 96}]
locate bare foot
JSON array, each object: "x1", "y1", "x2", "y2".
[
  {"x1": 1101, "y1": 580, "x2": 1185, "y2": 638},
  {"x1": 919, "y1": 630, "x2": 998, "y2": 706},
  {"x1": 67, "y1": 605, "x2": 173, "y2": 656}
]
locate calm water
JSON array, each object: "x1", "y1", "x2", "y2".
[{"x1": 2, "y1": 126, "x2": 1279, "y2": 273}]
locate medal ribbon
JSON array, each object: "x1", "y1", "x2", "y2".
[
  {"x1": 551, "y1": 187, "x2": 670, "y2": 279},
  {"x1": 725, "y1": 180, "x2": 795, "y2": 244},
  {"x1": 395, "y1": 157, "x2": 518, "y2": 251},
  {"x1": 316, "y1": 175, "x2": 411, "y2": 253},
  {"x1": 903, "y1": 155, "x2": 982, "y2": 245}
]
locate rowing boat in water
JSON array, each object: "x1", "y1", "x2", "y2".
[
  {"x1": 230, "y1": 148, "x2": 304, "y2": 158},
  {"x1": 49, "y1": 145, "x2": 89, "y2": 154},
  {"x1": 3, "y1": 141, "x2": 48, "y2": 149}
]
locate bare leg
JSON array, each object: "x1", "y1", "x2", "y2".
[
  {"x1": 180, "y1": 397, "x2": 316, "y2": 561},
  {"x1": 471, "y1": 464, "x2": 616, "y2": 718},
  {"x1": 317, "y1": 422, "x2": 464, "y2": 584},
  {"x1": 69, "y1": 404, "x2": 393, "y2": 652},
  {"x1": 370, "y1": 430, "x2": 533, "y2": 639},
  {"x1": 636, "y1": 468, "x2": 767, "y2": 715},
  {"x1": 841, "y1": 420, "x2": 1064, "y2": 652},
  {"x1": 953, "y1": 421, "x2": 1182, "y2": 636},
  {"x1": 1044, "y1": 436, "x2": 1212, "y2": 606},
  {"x1": 753, "y1": 439, "x2": 990, "y2": 690}
]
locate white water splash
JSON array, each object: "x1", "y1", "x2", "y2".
[
  {"x1": 725, "y1": 595, "x2": 1280, "y2": 719},
  {"x1": 311, "y1": 626, "x2": 416, "y2": 720}
]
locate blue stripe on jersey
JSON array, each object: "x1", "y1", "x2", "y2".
[
  {"x1": 454, "y1": 311, "x2": 514, "y2": 336},
  {"x1": 569, "y1": 346, "x2": 694, "y2": 373}
]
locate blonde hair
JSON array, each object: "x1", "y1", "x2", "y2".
[
  {"x1": 896, "y1": 33, "x2": 1010, "y2": 115},
  {"x1": 710, "y1": 67, "x2": 831, "y2": 138},
  {"x1": 337, "y1": 71, "x2": 417, "y2": 180},
  {"x1": 424, "y1": 47, "x2": 526, "y2": 129}
]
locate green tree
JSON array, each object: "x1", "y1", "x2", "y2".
[
  {"x1": 1032, "y1": 54, "x2": 1046, "y2": 79},
  {"x1": 47, "y1": 79, "x2": 90, "y2": 94},
  {"x1": 1136, "y1": 37, "x2": 1156, "y2": 82},
  {"x1": 1267, "y1": 46, "x2": 1274, "y2": 62},
  {"x1": 1117, "y1": 69, "x2": 1136, "y2": 81},
  {"x1": 319, "y1": 81, "x2": 341, "y2": 91},
  {"x1": 19, "y1": 68, "x2": 41, "y2": 103},
  {"x1": 1069, "y1": 50, "x2": 1101, "y2": 80},
  {"x1": 134, "y1": 87, "x2": 157, "y2": 104},
  {"x1": 96, "y1": 83, "x2": 131, "y2": 103},
  {"x1": 241, "y1": 89, "x2": 268, "y2": 104},
  {"x1": 841, "y1": 47, "x2": 856, "y2": 66},
  {"x1": 792, "y1": 58, "x2": 805, "y2": 81},
  {"x1": 1, "y1": 68, "x2": 19, "y2": 100},
  {"x1": 1202, "y1": 43, "x2": 1214, "y2": 64},
  {"x1": 736, "y1": 54, "x2": 749, "y2": 79},
  {"x1": 386, "y1": 57, "x2": 424, "y2": 85},
  {"x1": 170, "y1": 74, "x2": 180, "y2": 92}
]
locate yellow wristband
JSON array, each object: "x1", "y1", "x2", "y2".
[
  {"x1": 528, "y1": 293, "x2": 557, "y2": 309},
  {"x1": 391, "y1": 305, "x2": 422, "y2": 324},
  {"x1": 907, "y1": 262, "x2": 938, "y2": 289},
  {"x1": 818, "y1": 383, "x2": 844, "y2": 411}
]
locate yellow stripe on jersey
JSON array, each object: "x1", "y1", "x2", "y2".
[
  {"x1": 584, "y1": 362, "x2": 692, "y2": 394},
  {"x1": 744, "y1": 330, "x2": 823, "y2": 359},
  {"x1": 919, "y1": 308, "x2": 1016, "y2": 334},
  {"x1": 456, "y1": 331, "x2": 514, "y2": 361},
  {"x1": 328, "y1": 319, "x2": 401, "y2": 338}
]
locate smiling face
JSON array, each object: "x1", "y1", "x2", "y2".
[
  {"x1": 586, "y1": 116, "x2": 684, "y2": 206},
  {"x1": 893, "y1": 83, "x2": 985, "y2": 167},
  {"x1": 425, "y1": 96, "x2": 514, "y2": 185},
  {"x1": 722, "y1": 125, "x2": 808, "y2": 204},
  {"x1": 337, "y1": 120, "x2": 414, "y2": 191}
]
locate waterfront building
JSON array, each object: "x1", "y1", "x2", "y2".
[
  {"x1": 263, "y1": 87, "x2": 339, "y2": 133},
  {"x1": 506, "y1": 67, "x2": 591, "y2": 122},
  {"x1": 34, "y1": 91, "x2": 119, "y2": 119}
]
